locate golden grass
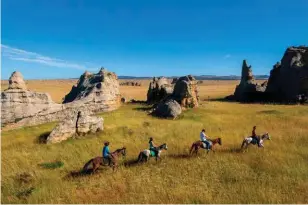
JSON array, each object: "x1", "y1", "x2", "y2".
[{"x1": 1, "y1": 80, "x2": 308, "y2": 203}]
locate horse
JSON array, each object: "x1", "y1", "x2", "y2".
[
  {"x1": 241, "y1": 133, "x2": 271, "y2": 150},
  {"x1": 82, "y1": 147, "x2": 126, "y2": 172},
  {"x1": 189, "y1": 138, "x2": 222, "y2": 155},
  {"x1": 137, "y1": 143, "x2": 168, "y2": 163}
]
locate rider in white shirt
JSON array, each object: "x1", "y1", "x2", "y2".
[{"x1": 200, "y1": 129, "x2": 210, "y2": 150}]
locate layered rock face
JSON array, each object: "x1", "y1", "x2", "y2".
[
  {"x1": 233, "y1": 60, "x2": 267, "y2": 101},
  {"x1": 63, "y1": 68, "x2": 121, "y2": 111},
  {"x1": 266, "y1": 46, "x2": 308, "y2": 102},
  {"x1": 1, "y1": 72, "x2": 61, "y2": 126},
  {"x1": 47, "y1": 110, "x2": 103, "y2": 143},
  {"x1": 147, "y1": 77, "x2": 173, "y2": 104},
  {"x1": 1, "y1": 68, "x2": 121, "y2": 129}
]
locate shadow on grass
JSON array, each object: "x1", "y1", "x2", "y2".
[
  {"x1": 168, "y1": 153, "x2": 191, "y2": 159},
  {"x1": 35, "y1": 132, "x2": 51, "y2": 144},
  {"x1": 123, "y1": 159, "x2": 140, "y2": 167},
  {"x1": 64, "y1": 169, "x2": 96, "y2": 180},
  {"x1": 132, "y1": 106, "x2": 153, "y2": 112}
]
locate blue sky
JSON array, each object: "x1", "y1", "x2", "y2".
[{"x1": 1, "y1": 0, "x2": 308, "y2": 79}]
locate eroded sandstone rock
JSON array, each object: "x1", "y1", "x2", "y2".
[{"x1": 46, "y1": 110, "x2": 103, "y2": 143}]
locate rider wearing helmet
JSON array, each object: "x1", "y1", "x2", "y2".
[
  {"x1": 200, "y1": 129, "x2": 211, "y2": 151},
  {"x1": 102, "y1": 141, "x2": 112, "y2": 166}
]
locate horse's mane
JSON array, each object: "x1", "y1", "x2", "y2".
[{"x1": 112, "y1": 147, "x2": 125, "y2": 154}]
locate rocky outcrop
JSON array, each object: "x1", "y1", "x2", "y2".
[
  {"x1": 63, "y1": 68, "x2": 121, "y2": 111},
  {"x1": 120, "y1": 81, "x2": 141, "y2": 86},
  {"x1": 1, "y1": 68, "x2": 121, "y2": 129},
  {"x1": 153, "y1": 99, "x2": 182, "y2": 119},
  {"x1": 228, "y1": 46, "x2": 308, "y2": 103},
  {"x1": 266, "y1": 46, "x2": 308, "y2": 102},
  {"x1": 232, "y1": 60, "x2": 267, "y2": 101},
  {"x1": 171, "y1": 78, "x2": 178, "y2": 84},
  {"x1": 46, "y1": 110, "x2": 103, "y2": 143},
  {"x1": 152, "y1": 75, "x2": 199, "y2": 118},
  {"x1": 172, "y1": 75, "x2": 199, "y2": 108},
  {"x1": 1, "y1": 72, "x2": 60, "y2": 126},
  {"x1": 147, "y1": 77, "x2": 173, "y2": 104}
]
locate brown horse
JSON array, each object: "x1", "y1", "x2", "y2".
[
  {"x1": 82, "y1": 147, "x2": 126, "y2": 172},
  {"x1": 189, "y1": 138, "x2": 222, "y2": 155}
]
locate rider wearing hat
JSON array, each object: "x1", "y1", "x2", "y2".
[{"x1": 102, "y1": 141, "x2": 112, "y2": 165}]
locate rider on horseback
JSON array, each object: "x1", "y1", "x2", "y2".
[
  {"x1": 200, "y1": 129, "x2": 211, "y2": 151},
  {"x1": 252, "y1": 126, "x2": 261, "y2": 147},
  {"x1": 149, "y1": 137, "x2": 158, "y2": 157},
  {"x1": 102, "y1": 141, "x2": 112, "y2": 166}
]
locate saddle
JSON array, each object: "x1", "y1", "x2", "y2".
[{"x1": 250, "y1": 137, "x2": 259, "y2": 145}]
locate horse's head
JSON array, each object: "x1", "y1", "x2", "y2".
[
  {"x1": 121, "y1": 147, "x2": 127, "y2": 156},
  {"x1": 159, "y1": 143, "x2": 168, "y2": 150},
  {"x1": 218, "y1": 138, "x2": 222, "y2": 145},
  {"x1": 262, "y1": 133, "x2": 271, "y2": 140}
]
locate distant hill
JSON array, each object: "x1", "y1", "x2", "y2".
[{"x1": 118, "y1": 75, "x2": 269, "y2": 80}]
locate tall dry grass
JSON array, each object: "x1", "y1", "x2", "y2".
[{"x1": 1, "y1": 80, "x2": 308, "y2": 203}]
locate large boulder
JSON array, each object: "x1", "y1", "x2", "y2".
[
  {"x1": 233, "y1": 60, "x2": 267, "y2": 101},
  {"x1": 147, "y1": 77, "x2": 173, "y2": 104},
  {"x1": 47, "y1": 110, "x2": 103, "y2": 143},
  {"x1": 153, "y1": 99, "x2": 182, "y2": 119},
  {"x1": 266, "y1": 46, "x2": 308, "y2": 102},
  {"x1": 172, "y1": 75, "x2": 199, "y2": 108}
]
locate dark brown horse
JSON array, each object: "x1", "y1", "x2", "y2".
[
  {"x1": 82, "y1": 147, "x2": 126, "y2": 172},
  {"x1": 189, "y1": 138, "x2": 222, "y2": 155}
]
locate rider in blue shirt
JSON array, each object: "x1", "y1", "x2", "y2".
[{"x1": 102, "y1": 141, "x2": 112, "y2": 165}]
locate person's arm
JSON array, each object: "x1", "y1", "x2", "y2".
[{"x1": 107, "y1": 146, "x2": 110, "y2": 154}]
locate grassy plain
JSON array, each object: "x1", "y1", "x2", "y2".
[{"x1": 1, "y1": 79, "x2": 308, "y2": 203}]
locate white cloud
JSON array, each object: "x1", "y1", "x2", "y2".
[
  {"x1": 1, "y1": 44, "x2": 97, "y2": 71},
  {"x1": 224, "y1": 54, "x2": 231, "y2": 59}
]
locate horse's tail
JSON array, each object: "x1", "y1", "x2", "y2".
[
  {"x1": 137, "y1": 152, "x2": 143, "y2": 163},
  {"x1": 241, "y1": 139, "x2": 246, "y2": 149},
  {"x1": 82, "y1": 158, "x2": 94, "y2": 171},
  {"x1": 189, "y1": 143, "x2": 195, "y2": 155}
]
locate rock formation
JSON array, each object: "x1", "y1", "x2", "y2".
[
  {"x1": 46, "y1": 110, "x2": 103, "y2": 143},
  {"x1": 120, "y1": 81, "x2": 141, "y2": 86},
  {"x1": 153, "y1": 99, "x2": 182, "y2": 119},
  {"x1": 232, "y1": 60, "x2": 267, "y2": 101},
  {"x1": 147, "y1": 77, "x2": 173, "y2": 104},
  {"x1": 172, "y1": 75, "x2": 199, "y2": 108},
  {"x1": 152, "y1": 75, "x2": 199, "y2": 118},
  {"x1": 1, "y1": 72, "x2": 60, "y2": 126},
  {"x1": 171, "y1": 78, "x2": 178, "y2": 84},
  {"x1": 229, "y1": 46, "x2": 308, "y2": 103},
  {"x1": 266, "y1": 46, "x2": 308, "y2": 102},
  {"x1": 1, "y1": 68, "x2": 121, "y2": 129},
  {"x1": 63, "y1": 68, "x2": 121, "y2": 111}
]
